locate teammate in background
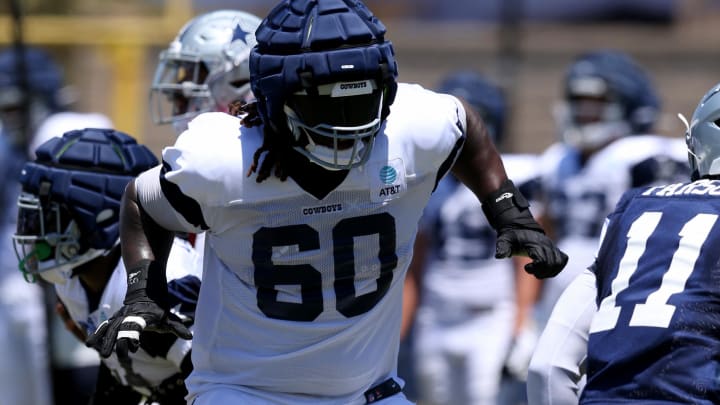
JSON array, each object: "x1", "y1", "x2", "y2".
[
  {"x1": 1, "y1": 46, "x2": 116, "y2": 405},
  {"x1": 150, "y1": 9, "x2": 261, "y2": 137},
  {"x1": 534, "y1": 50, "x2": 689, "y2": 330},
  {"x1": 527, "y1": 49, "x2": 690, "y2": 404},
  {"x1": 529, "y1": 80, "x2": 720, "y2": 404},
  {"x1": 404, "y1": 71, "x2": 542, "y2": 405},
  {"x1": 87, "y1": 1, "x2": 567, "y2": 404},
  {"x1": 0, "y1": 46, "x2": 80, "y2": 405},
  {"x1": 14, "y1": 128, "x2": 202, "y2": 405},
  {"x1": 0, "y1": 136, "x2": 12, "y2": 210},
  {"x1": 35, "y1": 111, "x2": 115, "y2": 405},
  {"x1": 149, "y1": 9, "x2": 262, "y2": 263}
]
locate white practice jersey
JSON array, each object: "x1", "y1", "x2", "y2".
[
  {"x1": 419, "y1": 153, "x2": 540, "y2": 308},
  {"x1": 31, "y1": 112, "x2": 113, "y2": 159},
  {"x1": 54, "y1": 237, "x2": 201, "y2": 396},
  {"x1": 536, "y1": 134, "x2": 689, "y2": 324},
  {"x1": 136, "y1": 83, "x2": 467, "y2": 403}
]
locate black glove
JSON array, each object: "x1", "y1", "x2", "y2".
[
  {"x1": 86, "y1": 260, "x2": 192, "y2": 359},
  {"x1": 482, "y1": 179, "x2": 568, "y2": 279}
]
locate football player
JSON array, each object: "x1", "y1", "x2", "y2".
[
  {"x1": 87, "y1": 1, "x2": 568, "y2": 404},
  {"x1": 528, "y1": 80, "x2": 720, "y2": 404},
  {"x1": 150, "y1": 9, "x2": 261, "y2": 136},
  {"x1": 0, "y1": 45, "x2": 117, "y2": 405},
  {"x1": 149, "y1": 9, "x2": 262, "y2": 267},
  {"x1": 29, "y1": 99, "x2": 114, "y2": 405},
  {"x1": 534, "y1": 50, "x2": 689, "y2": 329},
  {"x1": 0, "y1": 46, "x2": 71, "y2": 405},
  {"x1": 407, "y1": 71, "x2": 542, "y2": 405},
  {"x1": 13, "y1": 128, "x2": 202, "y2": 404}
]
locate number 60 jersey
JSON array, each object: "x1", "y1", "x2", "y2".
[
  {"x1": 135, "y1": 83, "x2": 468, "y2": 403},
  {"x1": 583, "y1": 179, "x2": 720, "y2": 404}
]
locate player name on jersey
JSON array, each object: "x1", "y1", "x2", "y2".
[{"x1": 643, "y1": 179, "x2": 720, "y2": 197}]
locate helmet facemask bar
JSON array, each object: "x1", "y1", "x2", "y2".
[
  {"x1": 284, "y1": 80, "x2": 384, "y2": 170},
  {"x1": 149, "y1": 52, "x2": 214, "y2": 128},
  {"x1": 13, "y1": 192, "x2": 104, "y2": 284}
]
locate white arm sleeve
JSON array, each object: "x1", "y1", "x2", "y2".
[{"x1": 527, "y1": 269, "x2": 597, "y2": 405}]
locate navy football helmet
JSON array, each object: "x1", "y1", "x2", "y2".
[
  {"x1": 0, "y1": 47, "x2": 65, "y2": 148},
  {"x1": 686, "y1": 82, "x2": 720, "y2": 181},
  {"x1": 13, "y1": 128, "x2": 158, "y2": 284},
  {"x1": 437, "y1": 71, "x2": 507, "y2": 145},
  {"x1": 555, "y1": 50, "x2": 660, "y2": 151},
  {"x1": 250, "y1": 0, "x2": 399, "y2": 170},
  {"x1": 150, "y1": 10, "x2": 262, "y2": 135}
]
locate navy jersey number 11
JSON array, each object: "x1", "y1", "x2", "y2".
[
  {"x1": 591, "y1": 212, "x2": 717, "y2": 333},
  {"x1": 583, "y1": 198, "x2": 720, "y2": 404}
]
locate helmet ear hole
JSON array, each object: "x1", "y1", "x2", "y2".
[{"x1": 59, "y1": 241, "x2": 80, "y2": 260}]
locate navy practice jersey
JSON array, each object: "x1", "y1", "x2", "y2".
[
  {"x1": 581, "y1": 179, "x2": 720, "y2": 404},
  {"x1": 540, "y1": 135, "x2": 688, "y2": 242}
]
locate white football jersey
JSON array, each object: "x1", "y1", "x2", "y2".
[
  {"x1": 536, "y1": 134, "x2": 688, "y2": 324},
  {"x1": 137, "y1": 83, "x2": 467, "y2": 403},
  {"x1": 55, "y1": 237, "x2": 201, "y2": 396},
  {"x1": 31, "y1": 112, "x2": 113, "y2": 159}
]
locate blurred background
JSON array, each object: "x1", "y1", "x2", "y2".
[{"x1": 0, "y1": 0, "x2": 718, "y2": 155}]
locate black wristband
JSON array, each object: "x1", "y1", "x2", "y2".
[
  {"x1": 125, "y1": 259, "x2": 168, "y2": 307},
  {"x1": 481, "y1": 179, "x2": 543, "y2": 232}
]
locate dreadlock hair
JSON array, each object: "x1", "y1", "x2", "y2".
[{"x1": 229, "y1": 100, "x2": 292, "y2": 183}]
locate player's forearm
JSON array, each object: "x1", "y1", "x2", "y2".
[
  {"x1": 120, "y1": 180, "x2": 173, "y2": 306},
  {"x1": 450, "y1": 98, "x2": 508, "y2": 199}
]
